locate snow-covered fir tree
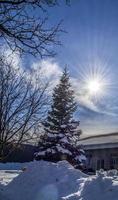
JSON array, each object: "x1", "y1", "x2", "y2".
[{"x1": 35, "y1": 68, "x2": 86, "y2": 169}]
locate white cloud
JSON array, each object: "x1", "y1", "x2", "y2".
[
  {"x1": 0, "y1": 46, "x2": 22, "y2": 70},
  {"x1": 40, "y1": 59, "x2": 62, "y2": 79},
  {"x1": 70, "y1": 77, "x2": 100, "y2": 112},
  {"x1": 80, "y1": 117, "x2": 118, "y2": 136},
  {"x1": 31, "y1": 59, "x2": 62, "y2": 93}
]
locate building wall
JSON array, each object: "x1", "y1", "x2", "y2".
[{"x1": 85, "y1": 147, "x2": 118, "y2": 171}]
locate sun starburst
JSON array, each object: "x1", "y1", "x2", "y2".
[
  {"x1": 87, "y1": 78, "x2": 102, "y2": 95},
  {"x1": 77, "y1": 61, "x2": 112, "y2": 100}
]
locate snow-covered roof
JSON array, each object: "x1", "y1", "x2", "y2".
[{"x1": 78, "y1": 132, "x2": 118, "y2": 150}]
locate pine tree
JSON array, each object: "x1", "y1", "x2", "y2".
[
  {"x1": 35, "y1": 68, "x2": 86, "y2": 169},
  {"x1": 45, "y1": 67, "x2": 77, "y2": 135}
]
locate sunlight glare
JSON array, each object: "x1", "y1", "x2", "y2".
[
  {"x1": 87, "y1": 78, "x2": 102, "y2": 95},
  {"x1": 77, "y1": 61, "x2": 112, "y2": 100}
]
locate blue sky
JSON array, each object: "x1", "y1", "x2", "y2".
[
  {"x1": 46, "y1": 0, "x2": 118, "y2": 136},
  {"x1": 9, "y1": 0, "x2": 118, "y2": 136}
]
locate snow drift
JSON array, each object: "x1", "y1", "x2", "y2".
[
  {"x1": 1, "y1": 161, "x2": 118, "y2": 200},
  {"x1": 64, "y1": 170, "x2": 118, "y2": 200},
  {"x1": 3, "y1": 161, "x2": 87, "y2": 200}
]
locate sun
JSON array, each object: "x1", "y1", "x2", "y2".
[
  {"x1": 84, "y1": 71, "x2": 107, "y2": 98},
  {"x1": 87, "y1": 79, "x2": 102, "y2": 95},
  {"x1": 77, "y1": 61, "x2": 111, "y2": 100}
]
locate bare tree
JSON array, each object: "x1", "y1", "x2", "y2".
[
  {"x1": 0, "y1": 0, "x2": 68, "y2": 57},
  {"x1": 0, "y1": 57, "x2": 49, "y2": 159}
]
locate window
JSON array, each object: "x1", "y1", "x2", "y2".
[
  {"x1": 111, "y1": 157, "x2": 118, "y2": 168},
  {"x1": 97, "y1": 159, "x2": 104, "y2": 169}
]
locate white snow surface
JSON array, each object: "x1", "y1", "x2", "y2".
[
  {"x1": 0, "y1": 161, "x2": 118, "y2": 200},
  {"x1": 0, "y1": 170, "x2": 20, "y2": 186},
  {"x1": 0, "y1": 161, "x2": 87, "y2": 200}
]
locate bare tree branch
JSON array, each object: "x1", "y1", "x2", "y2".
[
  {"x1": 0, "y1": 0, "x2": 68, "y2": 57},
  {"x1": 0, "y1": 57, "x2": 50, "y2": 159}
]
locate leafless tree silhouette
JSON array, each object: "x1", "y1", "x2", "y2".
[
  {"x1": 0, "y1": 57, "x2": 49, "y2": 159},
  {"x1": 0, "y1": 0, "x2": 68, "y2": 57}
]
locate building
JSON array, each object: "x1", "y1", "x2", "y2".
[{"x1": 79, "y1": 132, "x2": 118, "y2": 171}]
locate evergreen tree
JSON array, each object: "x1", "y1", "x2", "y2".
[
  {"x1": 35, "y1": 68, "x2": 86, "y2": 169},
  {"x1": 45, "y1": 67, "x2": 77, "y2": 134}
]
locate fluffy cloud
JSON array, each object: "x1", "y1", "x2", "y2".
[
  {"x1": 0, "y1": 46, "x2": 22, "y2": 70},
  {"x1": 31, "y1": 59, "x2": 62, "y2": 93},
  {"x1": 71, "y1": 77, "x2": 99, "y2": 112},
  {"x1": 32, "y1": 59, "x2": 62, "y2": 81}
]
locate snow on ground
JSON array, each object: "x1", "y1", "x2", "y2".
[
  {"x1": 0, "y1": 170, "x2": 20, "y2": 185},
  {"x1": 0, "y1": 161, "x2": 118, "y2": 200},
  {"x1": 0, "y1": 161, "x2": 87, "y2": 200}
]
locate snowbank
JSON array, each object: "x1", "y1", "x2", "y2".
[
  {"x1": 3, "y1": 161, "x2": 87, "y2": 200},
  {"x1": 1, "y1": 161, "x2": 118, "y2": 200},
  {"x1": 77, "y1": 175, "x2": 118, "y2": 200},
  {"x1": 64, "y1": 170, "x2": 118, "y2": 200}
]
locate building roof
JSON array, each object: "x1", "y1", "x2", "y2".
[{"x1": 79, "y1": 132, "x2": 118, "y2": 150}]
